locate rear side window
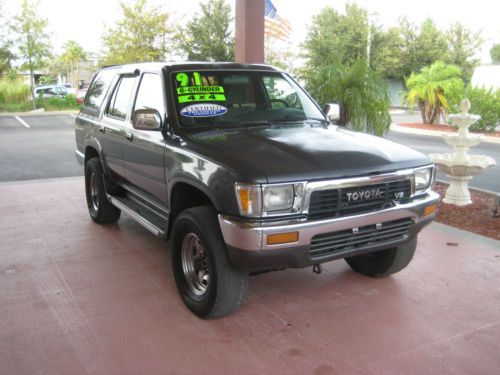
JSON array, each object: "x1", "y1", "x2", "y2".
[
  {"x1": 106, "y1": 76, "x2": 136, "y2": 120},
  {"x1": 84, "y1": 69, "x2": 116, "y2": 111}
]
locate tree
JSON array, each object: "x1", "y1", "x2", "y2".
[
  {"x1": 444, "y1": 23, "x2": 483, "y2": 82},
  {"x1": 301, "y1": 4, "x2": 391, "y2": 136},
  {"x1": 102, "y1": 0, "x2": 172, "y2": 65},
  {"x1": 177, "y1": 0, "x2": 234, "y2": 61},
  {"x1": 305, "y1": 61, "x2": 391, "y2": 136},
  {"x1": 0, "y1": 47, "x2": 14, "y2": 76},
  {"x1": 0, "y1": 0, "x2": 14, "y2": 75},
  {"x1": 490, "y1": 44, "x2": 500, "y2": 64},
  {"x1": 372, "y1": 17, "x2": 450, "y2": 81},
  {"x1": 370, "y1": 26, "x2": 406, "y2": 79},
  {"x1": 413, "y1": 19, "x2": 448, "y2": 69},
  {"x1": 302, "y1": 4, "x2": 369, "y2": 69},
  {"x1": 10, "y1": 0, "x2": 51, "y2": 108},
  {"x1": 405, "y1": 61, "x2": 465, "y2": 124},
  {"x1": 264, "y1": 37, "x2": 296, "y2": 72},
  {"x1": 61, "y1": 40, "x2": 87, "y2": 88}
]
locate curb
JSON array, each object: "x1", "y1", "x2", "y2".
[
  {"x1": 0, "y1": 110, "x2": 79, "y2": 117},
  {"x1": 390, "y1": 123, "x2": 500, "y2": 145}
]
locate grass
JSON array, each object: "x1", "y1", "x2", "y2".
[
  {"x1": 0, "y1": 102, "x2": 35, "y2": 113},
  {"x1": 0, "y1": 95, "x2": 81, "y2": 113}
]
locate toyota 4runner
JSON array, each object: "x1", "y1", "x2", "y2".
[{"x1": 75, "y1": 63, "x2": 439, "y2": 318}]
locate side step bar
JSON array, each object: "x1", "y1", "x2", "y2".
[{"x1": 106, "y1": 192, "x2": 169, "y2": 237}]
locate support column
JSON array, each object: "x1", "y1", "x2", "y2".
[{"x1": 235, "y1": 0, "x2": 265, "y2": 64}]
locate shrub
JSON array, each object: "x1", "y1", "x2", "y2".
[
  {"x1": 0, "y1": 78, "x2": 30, "y2": 103},
  {"x1": 465, "y1": 86, "x2": 500, "y2": 132},
  {"x1": 35, "y1": 94, "x2": 80, "y2": 111},
  {"x1": 304, "y1": 60, "x2": 391, "y2": 136}
]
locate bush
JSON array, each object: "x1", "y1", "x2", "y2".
[
  {"x1": 304, "y1": 61, "x2": 391, "y2": 136},
  {"x1": 0, "y1": 78, "x2": 30, "y2": 103},
  {"x1": 465, "y1": 86, "x2": 500, "y2": 132},
  {"x1": 35, "y1": 94, "x2": 80, "y2": 111}
]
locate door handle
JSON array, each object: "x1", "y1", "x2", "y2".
[
  {"x1": 125, "y1": 132, "x2": 133, "y2": 141},
  {"x1": 98, "y1": 126, "x2": 105, "y2": 133}
]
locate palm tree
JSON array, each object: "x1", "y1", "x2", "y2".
[
  {"x1": 62, "y1": 40, "x2": 86, "y2": 89},
  {"x1": 306, "y1": 60, "x2": 392, "y2": 136},
  {"x1": 405, "y1": 61, "x2": 464, "y2": 124}
]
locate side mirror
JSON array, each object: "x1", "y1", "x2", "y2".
[
  {"x1": 133, "y1": 108, "x2": 162, "y2": 131},
  {"x1": 323, "y1": 104, "x2": 330, "y2": 116}
]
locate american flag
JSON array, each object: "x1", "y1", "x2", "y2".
[{"x1": 264, "y1": 0, "x2": 292, "y2": 42}]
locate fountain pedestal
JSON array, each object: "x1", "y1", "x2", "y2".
[
  {"x1": 443, "y1": 175, "x2": 472, "y2": 206},
  {"x1": 430, "y1": 99, "x2": 495, "y2": 206}
]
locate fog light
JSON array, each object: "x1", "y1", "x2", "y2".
[
  {"x1": 266, "y1": 232, "x2": 299, "y2": 245},
  {"x1": 423, "y1": 204, "x2": 437, "y2": 217}
]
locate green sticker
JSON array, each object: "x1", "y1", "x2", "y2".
[
  {"x1": 176, "y1": 86, "x2": 224, "y2": 95},
  {"x1": 178, "y1": 94, "x2": 226, "y2": 103},
  {"x1": 176, "y1": 73, "x2": 189, "y2": 87}
]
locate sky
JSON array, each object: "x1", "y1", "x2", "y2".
[{"x1": 1, "y1": 0, "x2": 499, "y2": 63}]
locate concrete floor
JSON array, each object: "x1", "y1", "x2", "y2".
[{"x1": 1, "y1": 177, "x2": 499, "y2": 375}]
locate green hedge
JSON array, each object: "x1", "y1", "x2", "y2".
[
  {"x1": 465, "y1": 86, "x2": 500, "y2": 132},
  {"x1": 35, "y1": 94, "x2": 80, "y2": 111}
]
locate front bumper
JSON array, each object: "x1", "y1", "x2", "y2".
[{"x1": 219, "y1": 191, "x2": 440, "y2": 272}]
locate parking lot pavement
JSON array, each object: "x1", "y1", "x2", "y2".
[
  {"x1": 0, "y1": 114, "x2": 82, "y2": 182},
  {"x1": 1, "y1": 177, "x2": 499, "y2": 374}
]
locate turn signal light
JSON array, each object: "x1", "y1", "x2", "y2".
[
  {"x1": 266, "y1": 232, "x2": 299, "y2": 245},
  {"x1": 423, "y1": 204, "x2": 437, "y2": 217}
]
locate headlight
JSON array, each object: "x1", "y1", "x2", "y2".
[
  {"x1": 263, "y1": 185, "x2": 294, "y2": 212},
  {"x1": 235, "y1": 182, "x2": 305, "y2": 217},
  {"x1": 414, "y1": 166, "x2": 435, "y2": 194}
]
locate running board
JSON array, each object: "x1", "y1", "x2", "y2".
[{"x1": 106, "y1": 192, "x2": 169, "y2": 238}]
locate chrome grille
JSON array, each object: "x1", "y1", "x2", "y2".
[
  {"x1": 310, "y1": 218, "x2": 413, "y2": 260},
  {"x1": 308, "y1": 180, "x2": 411, "y2": 220}
]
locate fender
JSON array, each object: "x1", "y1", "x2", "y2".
[{"x1": 167, "y1": 173, "x2": 222, "y2": 212}]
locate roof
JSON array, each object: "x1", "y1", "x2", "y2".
[{"x1": 101, "y1": 62, "x2": 281, "y2": 74}]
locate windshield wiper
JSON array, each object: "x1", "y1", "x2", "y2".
[
  {"x1": 237, "y1": 120, "x2": 272, "y2": 128},
  {"x1": 277, "y1": 116, "x2": 329, "y2": 125}
]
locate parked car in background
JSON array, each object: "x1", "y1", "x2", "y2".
[
  {"x1": 34, "y1": 85, "x2": 70, "y2": 98},
  {"x1": 60, "y1": 83, "x2": 77, "y2": 95}
]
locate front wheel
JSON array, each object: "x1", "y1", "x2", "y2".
[
  {"x1": 171, "y1": 206, "x2": 248, "y2": 318},
  {"x1": 344, "y1": 238, "x2": 417, "y2": 277}
]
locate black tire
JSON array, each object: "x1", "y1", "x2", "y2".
[
  {"x1": 171, "y1": 206, "x2": 248, "y2": 318},
  {"x1": 85, "y1": 157, "x2": 121, "y2": 224},
  {"x1": 344, "y1": 238, "x2": 417, "y2": 278}
]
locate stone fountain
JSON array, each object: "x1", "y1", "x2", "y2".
[{"x1": 430, "y1": 99, "x2": 496, "y2": 206}]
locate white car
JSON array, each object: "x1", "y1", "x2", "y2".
[{"x1": 34, "y1": 85, "x2": 70, "y2": 98}]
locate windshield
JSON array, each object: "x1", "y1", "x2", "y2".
[{"x1": 172, "y1": 70, "x2": 326, "y2": 128}]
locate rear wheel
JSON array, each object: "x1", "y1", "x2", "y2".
[
  {"x1": 171, "y1": 206, "x2": 248, "y2": 318},
  {"x1": 344, "y1": 238, "x2": 417, "y2": 277},
  {"x1": 85, "y1": 157, "x2": 121, "y2": 224}
]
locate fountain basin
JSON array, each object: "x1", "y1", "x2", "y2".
[
  {"x1": 447, "y1": 113, "x2": 481, "y2": 128},
  {"x1": 442, "y1": 132, "x2": 483, "y2": 148},
  {"x1": 430, "y1": 152, "x2": 496, "y2": 206},
  {"x1": 430, "y1": 153, "x2": 496, "y2": 176}
]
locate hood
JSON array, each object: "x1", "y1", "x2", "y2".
[{"x1": 183, "y1": 125, "x2": 431, "y2": 183}]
